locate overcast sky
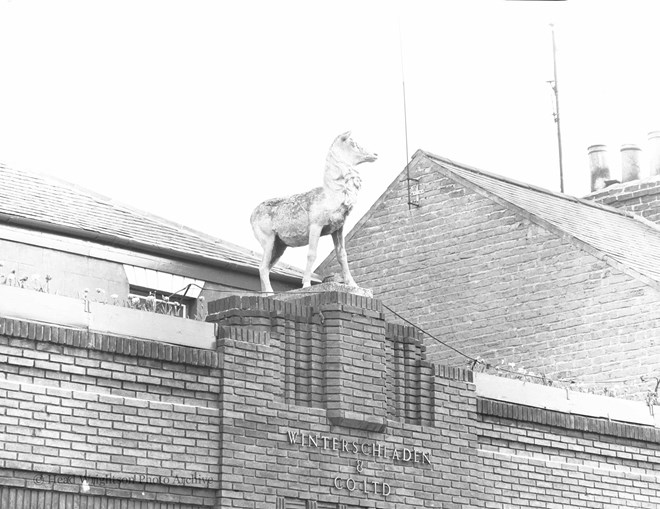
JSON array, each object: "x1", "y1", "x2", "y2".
[{"x1": 2, "y1": 1, "x2": 659, "y2": 269}]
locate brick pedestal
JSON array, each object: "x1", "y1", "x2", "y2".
[
  {"x1": 319, "y1": 293, "x2": 388, "y2": 432},
  {"x1": 207, "y1": 285, "x2": 388, "y2": 431}
]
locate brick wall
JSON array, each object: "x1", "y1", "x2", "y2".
[
  {"x1": 587, "y1": 177, "x2": 660, "y2": 224},
  {"x1": 4, "y1": 291, "x2": 660, "y2": 507},
  {"x1": 318, "y1": 159, "x2": 660, "y2": 399},
  {"x1": 208, "y1": 292, "x2": 660, "y2": 508},
  {"x1": 477, "y1": 399, "x2": 660, "y2": 508},
  {"x1": 0, "y1": 317, "x2": 220, "y2": 508}
]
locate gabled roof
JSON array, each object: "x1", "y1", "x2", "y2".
[
  {"x1": 338, "y1": 150, "x2": 660, "y2": 288},
  {"x1": 0, "y1": 163, "x2": 307, "y2": 282}
]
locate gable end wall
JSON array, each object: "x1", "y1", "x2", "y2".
[{"x1": 320, "y1": 161, "x2": 660, "y2": 398}]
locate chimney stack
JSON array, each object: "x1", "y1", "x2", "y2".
[
  {"x1": 620, "y1": 144, "x2": 642, "y2": 183},
  {"x1": 648, "y1": 131, "x2": 660, "y2": 176},
  {"x1": 587, "y1": 133, "x2": 660, "y2": 225},
  {"x1": 588, "y1": 145, "x2": 611, "y2": 191}
]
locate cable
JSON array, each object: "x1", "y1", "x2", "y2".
[
  {"x1": 167, "y1": 285, "x2": 653, "y2": 390},
  {"x1": 381, "y1": 302, "x2": 475, "y2": 362}
]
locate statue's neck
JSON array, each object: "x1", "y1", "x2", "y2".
[{"x1": 323, "y1": 153, "x2": 361, "y2": 206}]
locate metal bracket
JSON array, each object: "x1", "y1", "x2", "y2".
[{"x1": 407, "y1": 177, "x2": 421, "y2": 208}]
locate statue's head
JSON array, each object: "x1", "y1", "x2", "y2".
[{"x1": 332, "y1": 131, "x2": 378, "y2": 165}]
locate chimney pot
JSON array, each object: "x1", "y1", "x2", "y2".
[
  {"x1": 648, "y1": 131, "x2": 660, "y2": 176},
  {"x1": 588, "y1": 144, "x2": 611, "y2": 191},
  {"x1": 620, "y1": 144, "x2": 642, "y2": 183}
]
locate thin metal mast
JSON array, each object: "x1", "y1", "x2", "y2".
[
  {"x1": 399, "y1": 19, "x2": 418, "y2": 209},
  {"x1": 550, "y1": 24, "x2": 565, "y2": 193},
  {"x1": 402, "y1": 80, "x2": 414, "y2": 209}
]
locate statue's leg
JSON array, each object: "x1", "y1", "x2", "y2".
[
  {"x1": 254, "y1": 232, "x2": 275, "y2": 293},
  {"x1": 332, "y1": 227, "x2": 356, "y2": 287},
  {"x1": 303, "y1": 223, "x2": 323, "y2": 288},
  {"x1": 259, "y1": 250, "x2": 274, "y2": 293},
  {"x1": 251, "y1": 209, "x2": 277, "y2": 293}
]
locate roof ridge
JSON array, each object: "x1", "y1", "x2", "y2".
[{"x1": 422, "y1": 151, "x2": 660, "y2": 233}]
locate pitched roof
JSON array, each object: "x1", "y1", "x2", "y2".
[
  {"x1": 340, "y1": 150, "x2": 660, "y2": 287},
  {"x1": 0, "y1": 163, "x2": 308, "y2": 282}
]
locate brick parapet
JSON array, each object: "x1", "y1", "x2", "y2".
[
  {"x1": 478, "y1": 397, "x2": 660, "y2": 444},
  {"x1": 475, "y1": 398, "x2": 660, "y2": 507},
  {"x1": 0, "y1": 317, "x2": 220, "y2": 507},
  {"x1": 0, "y1": 316, "x2": 218, "y2": 367}
]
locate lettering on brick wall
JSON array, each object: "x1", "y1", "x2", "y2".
[{"x1": 286, "y1": 430, "x2": 432, "y2": 497}]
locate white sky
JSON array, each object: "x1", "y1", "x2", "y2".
[{"x1": 2, "y1": 0, "x2": 660, "y2": 269}]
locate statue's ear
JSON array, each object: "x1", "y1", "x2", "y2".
[{"x1": 340, "y1": 131, "x2": 352, "y2": 141}]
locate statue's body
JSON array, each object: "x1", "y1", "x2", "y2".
[{"x1": 251, "y1": 132, "x2": 377, "y2": 293}]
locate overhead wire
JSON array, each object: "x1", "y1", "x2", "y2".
[{"x1": 170, "y1": 284, "x2": 650, "y2": 390}]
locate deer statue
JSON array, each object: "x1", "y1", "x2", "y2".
[{"x1": 250, "y1": 131, "x2": 377, "y2": 292}]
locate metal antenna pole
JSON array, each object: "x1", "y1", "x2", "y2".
[
  {"x1": 402, "y1": 82, "x2": 415, "y2": 209},
  {"x1": 550, "y1": 24, "x2": 565, "y2": 193},
  {"x1": 398, "y1": 18, "x2": 416, "y2": 209}
]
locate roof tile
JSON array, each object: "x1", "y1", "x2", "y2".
[
  {"x1": 0, "y1": 163, "x2": 307, "y2": 281},
  {"x1": 425, "y1": 152, "x2": 660, "y2": 284}
]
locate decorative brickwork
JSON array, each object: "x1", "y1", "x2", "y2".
[
  {"x1": 207, "y1": 292, "x2": 433, "y2": 429},
  {"x1": 214, "y1": 327, "x2": 477, "y2": 507},
  {"x1": 385, "y1": 323, "x2": 435, "y2": 425}
]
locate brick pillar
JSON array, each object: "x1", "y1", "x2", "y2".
[
  {"x1": 207, "y1": 285, "x2": 389, "y2": 432},
  {"x1": 317, "y1": 290, "x2": 388, "y2": 432}
]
